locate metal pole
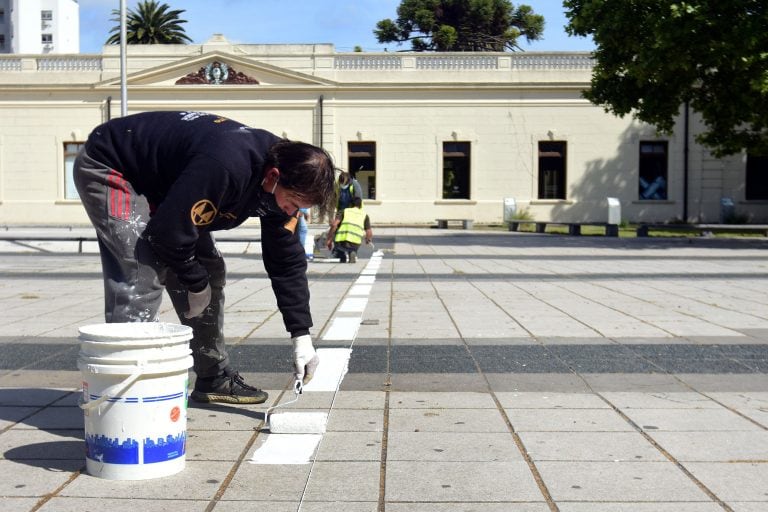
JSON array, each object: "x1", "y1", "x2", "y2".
[
  {"x1": 683, "y1": 101, "x2": 689, "y2": 222},
  {"x1": 120, "y1": 0, "x2": 127, "y2": 116}
]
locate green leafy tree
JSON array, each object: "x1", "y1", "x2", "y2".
[
  {"x1": 106, "y1": 0, "x2": 193, "y2": 45},
  {"x1": 565, "y1": 0, "x2": 768, "y2": 156},
  {"x1": 375, "y1": 0, "x2": 544, "y2": 52}
]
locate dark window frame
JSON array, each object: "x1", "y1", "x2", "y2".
[
  {"x1": 746, "y1": 154, "x2": 768, "y2": 201},
  {"x1": 538, "y1": 141, "x2": 567, "y2": 200},
  {"x1": 638, "y1": 140, "x2": 669, "y2": 200},
  {"x1": 347, "y1": 141, "x2": 377, "y2": 200},
  {"x1": 442, "y1": 141, "x2": 471, "y2": 200}
]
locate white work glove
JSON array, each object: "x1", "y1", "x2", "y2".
[
  {"x1": 184, "y1": 284, "x2": 211, "y2": 318},
  {"x1": 292, "y1": 334, "x2": 320, "y2": 385}
]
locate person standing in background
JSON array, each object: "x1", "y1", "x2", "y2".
[{"x1": 298, "y1": 207, "x2": 314, "y2": 261}]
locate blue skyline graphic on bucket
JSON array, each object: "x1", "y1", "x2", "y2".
[
  {"x1": 86, "y1": 433, "x2": 186, "y2": 464},
  {"x1": 144, "y1": 433, "x2": 186, "y2": 463},
  {"x1": 86, "y1": 435, "x2": 139, "y2": 464}
]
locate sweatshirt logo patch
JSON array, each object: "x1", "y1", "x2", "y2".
[
  {"x1": 191, "y1": 200, "x2": 217, "y2": 226},
  {"x1": 283, "y1": 216, "x2": 298, "y2": 234}
]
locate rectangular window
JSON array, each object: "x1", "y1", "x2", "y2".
[
  {"x1": 41, "y1": 10, "x2": 53, "y2": 21},
  {"x1": 347, "y1": 142, "x2": 376, "y2": 200},
  {"x1": 64, "y1": 142, "x2": 84, "y2": 200},
  {"x1": 0, "y1": 34, "x2": 5, "y2": 50},
  {"x1": 538, "y1": 141, "x2": 566, "y2": 199},
  {"x1": 639, "y1": 141, "x2": 668, "y2": 200},
  {"x1": 42, "y1": 33, "x2": 53, "y2": 44},
  {"x1": 746, "y1": 154, "x2": 768, "y2": 200},
  {"x1": 442, "y1": 142, "x2": 471, "y2": 199},
  {"x1": 0, "y1": 9, "x2": 5, "y2": 24}
]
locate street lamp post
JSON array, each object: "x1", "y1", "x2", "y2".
[{"x1": 120, "y1": 0, "x2": 127, "y2": 116}]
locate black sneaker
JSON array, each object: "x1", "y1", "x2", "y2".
[{"x1": 191, "y1": 369, "x2": 268, "y2": 404}]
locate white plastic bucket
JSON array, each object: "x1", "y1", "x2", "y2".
[{"x1": 77, "y1": 322, "x2": 193, "y2": 480}]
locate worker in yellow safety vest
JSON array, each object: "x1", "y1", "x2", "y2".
[{"x1": 326, "y1": 196, "x2": 372, "y2": 263}]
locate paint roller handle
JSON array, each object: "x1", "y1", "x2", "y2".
[
  {"x1": 78, "y1": 369, "x2": 142, "y2": 411},
  {"x1": 292, "y1": 334, "x2": 319, "y2": 385}
]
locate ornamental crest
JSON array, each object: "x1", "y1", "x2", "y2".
[
  {"x1": 206, "y1": 61, "x2": 228, "y2": 84},
  {"x1": 175, "y1": 60, "x2": 260, "y2": 85}
]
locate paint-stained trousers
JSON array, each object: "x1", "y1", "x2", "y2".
[{"x1": 73, "y1": 147, "x2": 230, "y2": 378}]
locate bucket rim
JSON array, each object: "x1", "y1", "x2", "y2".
[
  {"x1": 78, "y1": 322, "x2": 192, "y2": 342},
  {"x1": 78, "y1": 355, "x2": 193, "y2": 375}
]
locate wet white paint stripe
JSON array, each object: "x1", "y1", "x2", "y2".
[
  {"x1": 356, "y1": 275, "x2": 376, "y2": 285},
  {"x1": 349, "y1": 284, "x2": 372, "y2": 296},
  {"x1": 302, "y1": 348, "x2": 351, "y2": 392},
  {"x1": 249, "y1": 433, "x2": 323, "y2": 464},
  {"x1": 321, "y1": 316, "x2": 361, "y2": 341},
  {"x1": 339, "y1": 297, "x2": 368, "y2": 313},
  {"x1": 251, "y1": 251, "x2": 382, "y2": 468}
]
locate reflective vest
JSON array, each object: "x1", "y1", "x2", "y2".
[{"x1": 334, "y1": 207, "x2": 366, "y2": 245}]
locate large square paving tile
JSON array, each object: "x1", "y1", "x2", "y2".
[
  {"x1": 649, "y1": 431, "x2": 768, "y2": 461},
  {"x1": 536, "y1": 461, "x2": 711, "y2": 502},
  {"x1": 387, "y1": 431, "x2": 523, "y2": 462},
  {"x1": 684, "y1": 461, "x2": 768, "y2": 502},
  {"x1": 385, "y1": 461, "x2": 544, "y2": 502},
  {"x1": 519, "y1": 431, "x2": 665, "y2": 461}
]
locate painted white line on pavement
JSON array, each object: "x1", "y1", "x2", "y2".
[
  {"x1": 321, "y1": 316, "x2": 361, "y2": 341},
  {"x1": 339, "y1": 297, "x2": 369, "y2": 313},
  {"x1": 252, "y1": 250, "x2": 383, "y2": 468},
  {"x1": 349, "y1": 284, "x2": 373, "y2": 296},
  {"x1": 356, "y1": 275, "x2": 376, "y2": 285},
  {"x1": 249, "y1": 433, "x2": 323, "y2": 464},
  {"x1": 302, "y1": 348, "x2": 352, "y2": 392}
]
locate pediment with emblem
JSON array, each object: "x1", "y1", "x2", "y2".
[{"x1": 94, "y1": 51, "x2": 335, "y2": 88}]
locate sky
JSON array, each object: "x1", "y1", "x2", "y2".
[{"x1": 78, "y1": 0, "x2": 595, "y2": 54}]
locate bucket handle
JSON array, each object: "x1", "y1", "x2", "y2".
[{"x1": 79, "y1": 369, "x2": 142, "y2": 411}]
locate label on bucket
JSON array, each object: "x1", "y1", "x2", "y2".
[
  {"x1": 83, "y1": 375, "x2": 188, "y2": 466},
  {"x1": 85, "y1": 432, "x2": 186, "y2": 464}
]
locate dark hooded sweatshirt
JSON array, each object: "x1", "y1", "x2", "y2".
[{"x1": 84, "y1": 111, "x2": 310, "y2": 336}]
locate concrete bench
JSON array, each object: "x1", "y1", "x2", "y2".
[
  {"x1": 435, "y1": 218, "x2": 474, "y2": 229},
  {"x1": 637, "y1": 223, "x2": 768, "y2": 237},
  {"x1": 508, "y1": 221, "x2": 618, "y2": 237}
]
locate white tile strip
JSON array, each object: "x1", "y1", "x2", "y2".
[
  {"x1": 338, "y1": 297, "x2": 369, "y2": 313},
  {"x1": 348, "y1": 284, "x2": 373, "y2": 296},
  {"x1": 249, "y1": 434, "x2": 323, "y2": 464},
  {"x1": 321, "y1": 316, "x2": 362, "y2": 341},
  {"x1": 302, "y1": 348, "x2": 352, "y2": 392},
  {"x1": 252, "y1": 250, "x2": 383, "y2": 468},
  {"x1": 356, "y1": 275, "x2": 376, "y2": 285}
]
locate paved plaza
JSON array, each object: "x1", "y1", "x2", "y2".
[{"x1": 0, "y1": 226, "x2": 767, "y2": 511}]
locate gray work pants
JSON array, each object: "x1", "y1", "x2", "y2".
[{"x1": 73, "y1": 147, "x2": 229, "y2": 378}]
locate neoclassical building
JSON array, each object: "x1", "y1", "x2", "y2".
[{"x1": 0, "y1": 34, "x2": 766, "y2": 226}]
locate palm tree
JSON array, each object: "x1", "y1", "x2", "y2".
[{"x1": 106, "y1": 0, "x2": 193, "y2": 45}]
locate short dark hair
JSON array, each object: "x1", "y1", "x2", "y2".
[
  {"x1": 350, "y1": 196, "x2": 362, "y2": 208},
  {"x1": 265, "y1": 140, "x2": 336, "y2": 210}
]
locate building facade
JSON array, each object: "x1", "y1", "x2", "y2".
[
  {"x1": 0, "y1": 35, "x2": 766, "y2": 226},
  {"x1": 0, "y1": 0, "x2": 79, "y2": 55}
]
